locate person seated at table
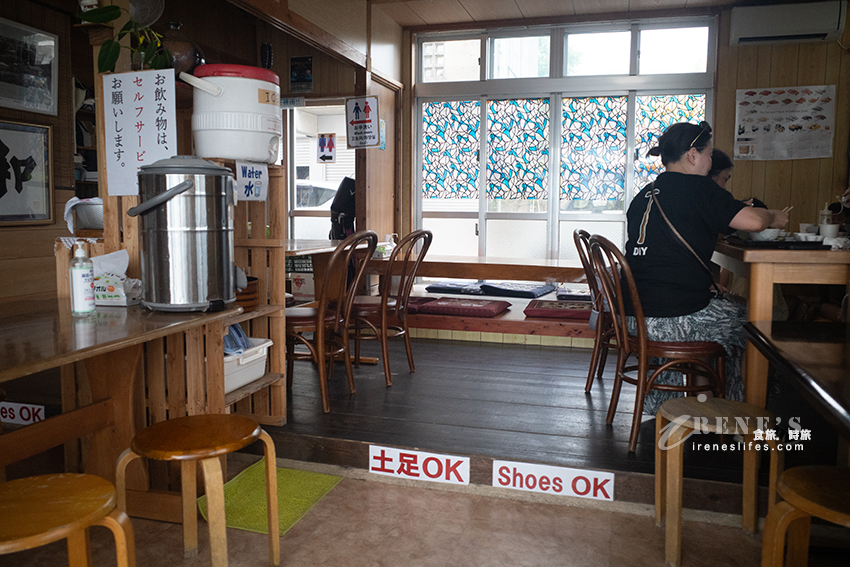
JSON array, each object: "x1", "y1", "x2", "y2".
[
  {"x1": 709, "y1": 149, "x2": 790, "y2": 320},
  {"x1": 626, "y1": 121, "x2": 789, "y2": 415}
]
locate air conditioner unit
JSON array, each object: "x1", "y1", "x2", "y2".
[{"x1": 730, "y1": 1, "x2": 847, "y2": 45}]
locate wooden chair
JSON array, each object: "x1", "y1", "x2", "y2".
[
  {"x1": 573, "y1": 230, "x2": 615, "y2": 393},
  {"x1": 116, "y1": 414, "x2": 279, "y2": 567},
  {"x1": 351, "y1": 230, "x2": 433, "y2": 386},
  {"x1": 761, "y1": 466, "x2": 850, "y2": 567},
  {"x1": 588, "y1": 234, "x2": 727, "y2": 453},
  {"x1": 0, "y1": 473, "x2": 135, "y2": 567},
  {"x1": 655, "y1": 396, "x2": 781, "y2": 566},
  {"x1": 286, "y1": 230, "x2": 378, "y2": 413}
]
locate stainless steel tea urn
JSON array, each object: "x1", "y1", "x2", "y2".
[{"x1": 129, "y1": 155, "x2": 236, "y2": 312}]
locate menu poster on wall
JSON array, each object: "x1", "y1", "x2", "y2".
[
  {"x1": 102, "y1": 69, "x2": 177, "y2": 196},
  {"x1": 734, "y1": 85, "x2": 836, "y2": 161}
]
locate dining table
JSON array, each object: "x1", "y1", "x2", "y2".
[
  {"x1": 711, "y1": 239, "x2": 850, "y2": 408},
  {"x1": 744, "y1": 320, "x2": 849, "y2": 441},
  {"x1": 712, "y1": 239, "x2": 850, "y2": 528},
  {"x1": 0, "y1": 299, "x2": 240, "y2": 519}
]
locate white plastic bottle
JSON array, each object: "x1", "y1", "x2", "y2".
[{"x1": 70, "y1": 245, "x2": 96, "y2": 317}]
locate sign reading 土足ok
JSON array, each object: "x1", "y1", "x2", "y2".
[
  {"x1": 492, "y1": 460, "x2": 614, "y2": 501},
  {"x1": 369, "y1": 445, "x2": 469, "y2": 485},
  {"x1": 345, "y1": 96, "x2": 380, "y2": 149},
  {"x1": 102, "y1": 69, "x2": 177, "y2": 196}
]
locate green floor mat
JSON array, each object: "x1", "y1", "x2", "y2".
[{"x1": 197, "y1": 458, "x2": 342, "y2": 535}]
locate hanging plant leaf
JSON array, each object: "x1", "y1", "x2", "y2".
[
  {"x1": 77, "y1": 5, "x2": 121, "y2": 24},
  {"x1": 115, "y1": 20, "x2": 135, "y2": 42},
  {"x1": 97, "y1": 39, "x2": 121, "y2": 73},
  {"x1": 149, "y1": 50, "x2": 172, "y2": 71}
]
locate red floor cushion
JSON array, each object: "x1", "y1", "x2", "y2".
[
  {"x1": 523, "y1": 299, "x2": 592, "y2": 319},
  {"x1": 406, "y1": 296, "x2": 440, "y2": 314},
  {"x1": 417, "y1": 297, "x2": 511, "y2": 317}
]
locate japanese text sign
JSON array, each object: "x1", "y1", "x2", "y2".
[
  {"x1": 369, "y1": 445, "x2": 469, "y2": 485},
  {"x1": 102, "y1": 69, "x2": 177, "y2": 196},
  {"x1": 345, "y1": 96, "x2": 380, "y2": 149},
  {"x1": 235, "y1": 161, "x2": 268, "y2": 201},
  {"x1": 492, "y1": 460, "x2": 614, "y2": 501}
]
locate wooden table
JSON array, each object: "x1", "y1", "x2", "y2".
[
  {"x1": 712, "y1": 241, "x2": 850, "y2": 408},
  {"x1": 744, "y1": 320, "x2": 849, "y2": 440},
  {"x1": 712, "y1": 241, "x2": 850, "y2": 528},
  {"x1": 0, "y1": 300, "x2": 240, "y2": 510},
  {"x1": 368, "y1": 253, "x2": 586, "y2": 283}
]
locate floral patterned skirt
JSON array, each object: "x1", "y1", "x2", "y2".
[{"x1": 627, "y1": 296, "x2": 747, "y2": 416}]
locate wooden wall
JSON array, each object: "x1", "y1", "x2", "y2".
[
  {"x1": 365, "y1": 78, "x2": 398, "y2": 239},
  {"x1": 0, "y1": 1, "x2": 76, "y2": 303},
  {"x1": 257, "y1": 20, "x2": 357, "y2": 97},
  {"x1": 715, "y1": 8, "x2": 850, "y2": 229}
]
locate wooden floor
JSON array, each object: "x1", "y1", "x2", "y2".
[{"x1": 257, "y1": 337, "x2": 840, "y2": 514}]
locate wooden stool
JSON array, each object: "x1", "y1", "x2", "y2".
[
  {"x1": 0, "y1": 473, "x2": 135, "y2": 567},
  {"x1": 761, "y1": 466, "x2": 850, "y2": 567},
  {"x1": 655, "y1": 397, "x2": 782, "y2": 566},
  {"x1": 116, "y1": 414, "x2": 279, "y2": 567}
]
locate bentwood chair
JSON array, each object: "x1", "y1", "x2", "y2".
[
  {"x1": 116, "y1": 414, "x2": 279, "y2": 567},
  {"x1": 0, "y1": 473, "x2": 136, "y2": 567},
  {"x1": 588, "y1": 235, "x2": 726, "y2": 453},
  {"x1": 286, "y1": 230, "x2": 378, "y2": 412},
  {"x1": 573, "y1": 230, "x2": 615, "y2": 393},
  {"x1": 761, "y1": 466, "x2": 850, "y2": 567},
  {"x1": 351, "y1": 230, "x2": 433, "y2": 386}
]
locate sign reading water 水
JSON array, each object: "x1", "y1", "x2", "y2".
[{"x1": 235, "y1": 161, "x2": 268, "y2": 201}]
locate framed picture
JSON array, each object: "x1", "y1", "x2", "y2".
[
  {"x1": 0, "y1": 121, "x2": 53, "y2": 226},
  {"x1": 0, "y1": 18, "x2": 58, "y2": 115}
]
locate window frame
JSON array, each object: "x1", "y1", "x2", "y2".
[{"x1": 414, "y1": 16, "x2": 717, "y2": 257}]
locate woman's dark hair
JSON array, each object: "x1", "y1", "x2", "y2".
[
  {"x1": 647, "y1": 121, "x2": 712, "y2": 165},
  {"x1": 708, "y1": 149, "x2": 734, "y2": 179}
]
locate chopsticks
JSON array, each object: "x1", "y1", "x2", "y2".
[{"x1": 782, "y1": 206, "x2": 794, "y2": 213}]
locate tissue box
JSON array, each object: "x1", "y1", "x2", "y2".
[
  {"x1": 224, "y1": 337, "x2": 273, "y2": 394},
  {"x1": 93, "y1": 272, "x2": 141, "y2": 306}
]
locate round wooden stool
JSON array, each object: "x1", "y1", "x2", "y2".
[
  {"x1": 761, "y1": 466, "x2": 850, "y2": 567},
  {"x1": 116, "y1": 414, "x2": 279, "y2": 567},
  {"x1": 0, "y1": 473, "x2": 135, "y2": 567},
  {"x1": 655, "y1": 396, "x2": 782, "y2": 566}
]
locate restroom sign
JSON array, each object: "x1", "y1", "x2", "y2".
[{"x1": 345, "y1": 96, "x2": 380, "y2": 149}]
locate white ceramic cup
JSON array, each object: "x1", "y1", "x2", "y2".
[
  {"x1": 799, "y1": 223, "x2": 816, "y2": 234},
  {"x1": 820, "y1": 223, "x2": 840, "y2": 238}
]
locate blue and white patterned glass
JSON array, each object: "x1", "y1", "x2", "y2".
[
  {"x1": 486, "y1": 98, "x2": 549, "y2": 207},
  {"x1": 634, "y1": 94, "x2": 705, "y2": 194},
  {"x1": 422, "y1": 100, "x2": 480, "y2": 201},
  {"x1": 560, "y1": 96, "x2": 628, "y2": 212}
]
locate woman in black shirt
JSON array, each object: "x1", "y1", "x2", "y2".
[{"x1": 625, "y1": 122, "x2": 788, "y2": 414}]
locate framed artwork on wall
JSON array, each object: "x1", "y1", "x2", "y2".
[
  {"x1": 0, "y1": 121, "x2": 53, "y2": 226},
  {"x1": 0, "y1": 17, "x2": 59, "y2": 116}
]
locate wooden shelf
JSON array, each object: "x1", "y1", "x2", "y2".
[
  {"x1": 225, "y1": 304, "x2": 283, "y2": 326},
  {"x1": 77, "y1": 145, "x2": 97, "y2": 151},
  {"x1": 225, "y1": 372, "x2": 285, "y2": 407}
]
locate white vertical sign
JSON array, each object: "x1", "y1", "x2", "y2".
[
  {"x1": 345, "y1": 96, "x2": 380, "y2": 148},
  {"x1": 102, "y1": 69, "x2": 177, "y2": 196},
  {"x1": 235, "y1": 161, "x2": 268, "y2": 201}
]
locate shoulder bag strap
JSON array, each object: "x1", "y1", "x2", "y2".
[{"x1": 649, "y1": 182, "x2": 722, "y2": 294}]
